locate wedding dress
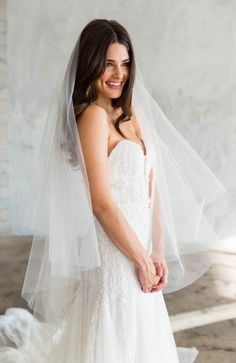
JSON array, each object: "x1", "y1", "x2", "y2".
[{"x1": 0, "y1": 138, "x2": 198, "y2": 363}]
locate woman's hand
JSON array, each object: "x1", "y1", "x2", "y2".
[
  {"x1": 136, "y1": 257, "x2": 161, "y2": 293},
  {"x1": 149, "y1": 254, "x2": 168, "y2": 292}
]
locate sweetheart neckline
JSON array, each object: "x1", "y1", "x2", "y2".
[{"x1": 108, "y1": 139, "x2": 147, "y2": 159}]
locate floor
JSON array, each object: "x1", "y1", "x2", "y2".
[{"x1": 0, "y1": 235, "x2": 235, "y2": 362}]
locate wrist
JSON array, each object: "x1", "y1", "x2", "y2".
[
  {"x1": 151, "y1": 241, "x2": 165, "y2": 259},
  {"x1": 133, "y1": 251, "x2": 152, "y2": 272},
  {"x1": 151, "y1": 251, "x2": 165, "y2": 260}
]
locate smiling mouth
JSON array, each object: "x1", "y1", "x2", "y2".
[{"x1": 106, "y1": 81, "x2": 123, "y2": 89}]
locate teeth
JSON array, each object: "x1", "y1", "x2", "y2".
[{"x1": 107, "y1": 82, "x2": 121, "y2": 87}]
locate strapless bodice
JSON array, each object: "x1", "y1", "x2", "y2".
[{"x1": 108, "y1": 139, "x2": 150, "y2": 208}]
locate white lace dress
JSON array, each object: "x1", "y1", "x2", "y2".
[{"x1": 0, "y1": 139, "x2": 198, "y2": 363}]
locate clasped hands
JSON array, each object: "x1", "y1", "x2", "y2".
[{"x1": 137, "y1": 254, "x2": 168, "y2": 293}]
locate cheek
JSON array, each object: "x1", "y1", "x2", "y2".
[
  {"x1": 101, "y1": 69, "x2": 111, "y2": 81},
  {"x1": 121, "y1": 68, "x2": 129, "y2": 80},
  {"x1": 95, "y1": 79, "x2": 104, "y2": 90}
]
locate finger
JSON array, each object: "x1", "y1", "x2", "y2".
[
  {"x1": 150, "y1": 270, "x2": 161, "y2": 283},
  {"x1": 162, "y1": 267, "x2": 168, "y2": 283},
  {"x1": 150, "y1": 278, "x2": 168, "y2": 292},
  {"x1": 162, "y1": 263, "x2": 168, "y2": 278},
  {"x1": 154, "y1": 262, "x2": 163, "y2": 277},
  {"x1": 157, "y1": 279, "x2": 168, "y2": 290},
  {"x1": 141, "y1": 281, "x2": 149, "y2": 293},
  {"x1": 152, "y1": 276, "x2": 161, "y2": 287},
  {"x1": 150, "y1": 284, "x2": 163, "y2": 292},
  {"x1": 159, "y1": 273, "x2": 166, "y2": 283},
  {"x1": 150, "y1": 279, "x2": 162, "y2": 292},
  {"x1": 158, "y1": 271, "x2": 168, "y2": 283},
  {"x1": 159, "y1": 264, "x2": 164, "y2": 277}
]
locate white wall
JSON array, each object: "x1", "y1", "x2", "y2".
[
  {"x1": 0, "y1": 0, "x2": 9, "y2": 233},
  {"x1": 1, "y1": 0, "x2": 236, "y2": 236}
]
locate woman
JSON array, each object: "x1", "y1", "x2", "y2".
[
  {"x1": 58, "y1": 19, "x2": 175, "y2": 361},
  {"x1": 75, "y1": 31, "x2": 167, "y2": 295},
  {"x1": 2, "y1": 18, "x2": 225, "y2": 363}
]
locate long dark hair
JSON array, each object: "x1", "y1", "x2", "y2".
[{"x1": 72, "y1": 19, "x2": 136, "y2": 135}]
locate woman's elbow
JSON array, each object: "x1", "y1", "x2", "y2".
[{"x1": 92, "y1": 198, "x2": 115, "y2": 218}]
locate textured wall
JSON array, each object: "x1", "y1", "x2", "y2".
[
  {"x1": 132, "y1": 1, "x2": 236, "y2": 238},
  {"x1": 1, "y1": 0, "x2": 236, "y2": 236},
  {"x1": 0, "y1": 0, "x2": 9, "y2": 232}
]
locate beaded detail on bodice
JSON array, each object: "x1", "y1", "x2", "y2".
[{"x1": 108, "y1": 139, "x2": 150, "y2": 208}]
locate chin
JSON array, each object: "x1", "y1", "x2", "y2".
[
  {"x1": 107, "y1": 90, "x2": 123, "y2": 99},
  {"x1": 110, "y1": 94, "x2": 122, "y2": 99}
]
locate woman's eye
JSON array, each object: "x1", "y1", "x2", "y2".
[{"x1": 106, "y1": 62, "x2": 130, "y2": 68}]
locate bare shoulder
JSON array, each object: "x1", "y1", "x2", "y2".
[
  {"x1": 76, "y1": 104, "x2": 110, "y2": 145},
  {"x1": 77, "y1": 103, "x2": 109, "y2": 130},
  {"x1": 76, "y1": 103, "x2": 110, "y2": 163}
]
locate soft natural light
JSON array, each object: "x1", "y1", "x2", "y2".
[
  {"x1": 211, "y1": 235, "x2": 236, "y2": 254},
  {"x1": 170, "y1": 302, "x2": 236, "y2": 332}
]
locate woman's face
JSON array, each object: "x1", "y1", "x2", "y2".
[{"x1": 94, "y1": 42, "x2": 130, "y2": 101}]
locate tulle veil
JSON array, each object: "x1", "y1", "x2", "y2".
[
  {"x1": 17, "y1": 22, "x2": 226, "y2": 353},
  {"x1": 5, "y1": 12, "x2": 229, "y2": 363}
]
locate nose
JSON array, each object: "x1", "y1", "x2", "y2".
[{"x1": 113, "y1": 65, "x2": 124, "y2": 79}]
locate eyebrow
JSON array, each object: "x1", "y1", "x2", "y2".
[{"x1": 106, "y1": 58, "x2": 130, "y2": 62}]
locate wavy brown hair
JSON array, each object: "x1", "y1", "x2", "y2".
[{"x1": 72, "y1": 19, "x2": 136, "y2": 135}]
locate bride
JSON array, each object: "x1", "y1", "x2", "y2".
[
  {"x1": 76, "y1": 42, "x2": 167, "y2": 296},
  {"x1": 0, "y1": 18, "x2": 226, "y2": 363}
]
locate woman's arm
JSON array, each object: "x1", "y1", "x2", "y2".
[
  {"x1": 76, "y1": 105, "x2": 157, "y2": 277},
  {"x1": 148, "y1": 167, "x2": 165, "y2": 257},
  {"x1": 148, "y1": 167, "x2": 168, "y2": 291}
]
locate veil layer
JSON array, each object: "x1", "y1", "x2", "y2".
[
  {"x1": 10, "y1": 24, "x2": 227, "y2": 362},
  {"x1": 133, "y1": 68, "x2": 226, "y2": 292},
  {"x1": 4, "y1": 0, "x2": 234, "y2": 360}
]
